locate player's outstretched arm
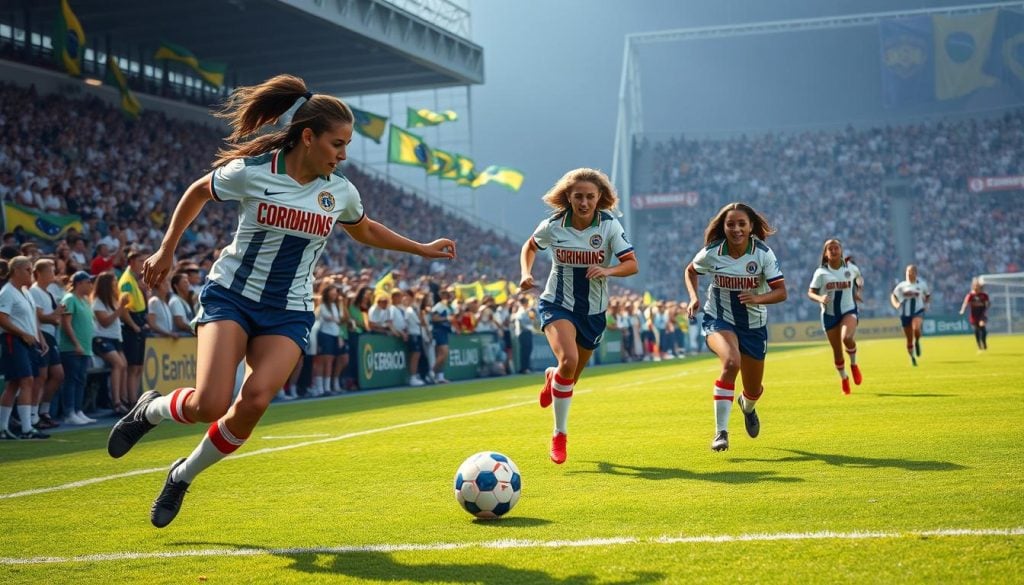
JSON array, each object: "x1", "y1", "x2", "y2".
[
  {"x1": 143, "y1": 173, "x2": 214, "y2": 288},
  {"x1": 343, "y1": 217, "x2": 456, "y2": 260}
]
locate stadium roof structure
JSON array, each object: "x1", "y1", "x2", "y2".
[{"x1": 3, "y1": 0, "x2": 484, "y2": 95}]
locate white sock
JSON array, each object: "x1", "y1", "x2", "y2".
[
  {"x1": 144, "y1": 387, "x2": 196, "y2": 425},
  {"x1": 30, "y1": 405, "x2": 39, "y2": 424},
  {"x1": 17, "y1": 404, "x2": 33, "y2": 433},
  {"x1": 713, "y1": 380, "x2": 735, "y2": 432},
  {"x1": 835, "y1": 360, "x2": 848, "y2": 379},
  {"x1": 847, "y1": 347, "x2": 857, "y2": 364},
  {"x1": 552, "y1": 372, "x2": 574, "y2": 435},
  {"x1": 173, "y1": 420, "x2": 246, "y2": 484},
  {"x1": 0, "y1": 405, "x2": 11, "y2": 432}
]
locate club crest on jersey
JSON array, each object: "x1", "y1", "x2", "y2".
[
  {"x1": 318, "y1": 191, "x2": 336, "y2": 212},
  {"x1": 844, "y1": 271, "x2": 851, "y2": 278},
  {"x1": 745, "y1": 261, "x2": 758, "y2": 274},
  {"x1": 589, "y1": 234, "x2": 603, "y2": 249}
]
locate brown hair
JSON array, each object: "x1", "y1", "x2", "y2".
[
  {"x1": 541, "y1": 168, "x2": 618, "y2": 214},
  {"x1": 92, "y1": 271, "x2": 118, "y2": 310},
  {"x1": 703, "y1": 202, "x2": 776, "y2": 246},
  {"x1": 820, "y1": 238, "x2": 843, "y2": 267},
  {"x1": 212, "y1": 74, "x2": 354, "y2": 168}
]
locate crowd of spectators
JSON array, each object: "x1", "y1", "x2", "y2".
[{"x1": 635, "y1": 110, "x2": 1024, "y2": 322}]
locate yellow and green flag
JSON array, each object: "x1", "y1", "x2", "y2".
[
  {"x1": 350, "y1": 106, "x2": 388, "y2": 144},
  {"x1": 388, "y1": 126, "x2": 432, "y2": 169},
  {"x1": 2, "y1": 201, "x2": 83, "y2": 241},
  {"x1": 643, "y1": 291, "x2": 655, "y2": 306},
  {"x1": 154, "y1": 41, "x2": 226, "y2": 87},
  {"x1": 105, "y1": 56, "x2": 142, "y2": 119},
  {"x1": 428, "y1": 148, "x2": 457, "y2": 177},
  {"x1": 54, "y1": 0, "x2": 85, "y2": 76},
  {"x1": 471, "y1": 165, "x2": 525, "y2": 191},
  {"x1": 374, "y1": 270, "x2": 395, "y2": 294},
  {"x1": 454, "y1": 281, "x2": 485, "y2": 301},
  {"x1": 482, "y1": 280, "x2": 509, "y2": 304},
  {"x1": 454, "y1": 154, "x2": 476, "y2": 186},
  {"x1": 407, "y1": 107, "x2": 457, "y2": 127}
]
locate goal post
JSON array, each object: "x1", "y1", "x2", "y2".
[{"x1": 977, "y1": 273, "x2": 1024, "y2": 334}]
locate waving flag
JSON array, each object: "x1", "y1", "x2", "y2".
[
  {"x1": 472, "y1": 166, "x2": 525, "y2": 191},
  {"x1": 454, "y1": 155, "x2": 476, "y2": 186},
  {"x1": 54, "y1": 0, "x2": 85, "y2": 76},
  {"x1": 388, "y1": 126, "x2": 432, "y2": 169},
  {"x1": 3, "y1": 202, "x2": 83, "y2": 241},
  {"x1": 350, "y1": 106, "x2": 387, "y2": 143},
  {"x1": 407, "y1": 107, "x2": 458, "y2": 127},
  {"x1": 105, "y1": 56, "x2": 142, "y2": 119},
  {"x1": 154, "y1": 41, "x2": 226, "y2": 87},
  {"x1": 429, "y1": 148, "x2": 457, "y2": 177}
]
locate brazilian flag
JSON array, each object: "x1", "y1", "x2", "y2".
[
  {"x1": 428, "y1": 148, "x2": 457, "y2": 177},
  {"x1": 407, "y1": 107, "x2": 457, "y2": 127},
  {"x1": 388, "y1": 126, "x2": 432, "y2": 169},
  {"x1": 2, "y1": 202, "x2": 83, "y2": 241},
  {"x1": 454, "y1": 155, "x2": 476, "y2": 187},
  {"x1": 472, "y1": 165, "x2": 525, "y2": 191},
  {"x1": 154, "y1": 41, "x2": 226, "y2": 87},
  {"x1": 350, "y1": 106, "x2": 387, "y2": 143},
  {"x1": 54, "y1": 0, "x2": 85, "y2": 77},
  {"x1": 105, "y1": 56, "x2": 142, "y2": 119}
]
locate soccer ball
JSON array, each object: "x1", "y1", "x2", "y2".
[{"x1": 453, "y1": 451, "x2": 522, "y2": 519}]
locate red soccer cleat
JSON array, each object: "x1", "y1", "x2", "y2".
[
  {"x1": 850, "y1": 364, "x2": 863, "y2": 385},
  {"x1": 550, "y1": 432, "x2": 567, "y2": 464},
  {"x1": 841, "y1": 377, "x2": 851, "y2": 395},
  {"x1": 539, "y1": 367, "x2": 555, "y2": 408}
]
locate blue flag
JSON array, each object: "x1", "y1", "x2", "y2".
[{"x1": 879, "y1": 16, "x2": 934, "y2": 108}]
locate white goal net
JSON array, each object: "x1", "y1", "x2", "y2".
[{"x1": 978, "y1": 273, "x2": 1024, "y2": 334}]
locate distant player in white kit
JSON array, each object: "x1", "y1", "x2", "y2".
[
  {"x1": 807, "y1": 239, "x2": 863, "y2": 395},
  {"x1": 519, "y1": 168, "x2": 638, "y2": 464},
  {"x1": 891, "y1": 264, "x2": 930, "y2": 366},
  {"x1": 684, "y1": 202, "x2": 787, "y2": 452},
  {"x1": 106, "y1": 74, "x2": 456, "y2": 527}
]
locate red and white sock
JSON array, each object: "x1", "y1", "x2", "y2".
[
  {"x1": 835, "y1": 360, "x2": 848, "y2": 380},
  {"x1": 739, "y1": 387, "x2": 761, "y2": 413},
  {"x1": 172, "y1": 419, "x2": 248, "y2": 484},
  {"x1": 846, "y1": 346, "x2": 857, "y2": 364},
  {"x1": 552, "y1": 372, "x2": 574, "y2": 435},
  {"x1": 144, "y1": 387, "x2": 196, "y2": 425},
  {"x1": 713, "y1": 379, "x2": 735, "y2": 432}
]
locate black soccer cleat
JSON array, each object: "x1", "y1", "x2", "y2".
[
  {"x1": 107, "y1": 390, "x2": 161, "y2": 458},
  {"x1": 711, "y1": 430, "x2": 729, "y2": 452},
  {"x1": 151, "y1": 458, "x2": 189, "y2": 528},
  {"x1": 19, "y1": 428, "x2": 50, "y2": 440},
  {"x1": 738, "y1": 396, "x2": 760, "y2": 438},
  {"x1": 915, "y1": 340, "x2": 921, "y2": 357}
]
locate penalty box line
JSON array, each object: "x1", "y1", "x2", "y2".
[{"x1": 2, "y1": 527, "x2": 1022, "y2": 565}]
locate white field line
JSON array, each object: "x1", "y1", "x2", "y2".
[
  {"x1": 2, "y1": 527, "x2": 1021, "y2": 566},
  {"x1": 260, "y1": 434, "x2": 330, "y2": 439}
]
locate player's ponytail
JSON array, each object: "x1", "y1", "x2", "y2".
[{"x1": 212, "y1": 74, "x2": 353, "y2": 168}]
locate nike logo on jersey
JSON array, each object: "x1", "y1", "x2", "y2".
[
  {"x1": 264, "y1": 188, "x2": 288, "y2": 196},
  {"x1": 713, "y1": 265, "x2": 726, "y2": 270}
]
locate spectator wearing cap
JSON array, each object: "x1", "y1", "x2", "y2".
[
  {"x1": 28, "y1": 258, "x2": 65, "y2": 430},
  {"x1": 118, "y1": 250, "x2": 149, "y2": 407},
  {"x1": 0, "y1": 256, "x2": 49, "y2": 439}
]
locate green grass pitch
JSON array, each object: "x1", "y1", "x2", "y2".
[{"x1": 1, "y1": 335, "x2": 1022, "y2": 584}]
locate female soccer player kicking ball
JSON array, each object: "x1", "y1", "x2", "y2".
[
  {"x1": 684, "y1": 202, "x2": 787, "y2": 452},
  {"x1": 519, "y1": 168, "x2": 637, "y2": 464},
  {"x1": 107, "y1": 74, "x2": 455, "y2": 527}
]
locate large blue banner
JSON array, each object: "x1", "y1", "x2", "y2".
[{"x1": 880, "y1": 16, "x2": 934, "y2": 108}]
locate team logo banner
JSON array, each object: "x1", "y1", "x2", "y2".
[{"x1": 967, "y1": 175, "x2": 1024, "y2": 193}]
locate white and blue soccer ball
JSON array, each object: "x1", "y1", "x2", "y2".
[{"x1": 453, "y1": 451, "x2": 522, "y2": 519}]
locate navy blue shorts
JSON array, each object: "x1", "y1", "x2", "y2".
[
  {"x1": 900, "y1": 311, "x2": 925, "y2": 328},
  {"x1": 701, "y1": 315, "x2": 768, "y2": 360},
  {"x1": 407, "y1": 333, "x2": 423, "y2": 353},
  {"x1": 538, "y1": 299, "x2": 607, "y2": 351},
  {"x1": 2, "y1": 334, "x2": 42, "y2": 380},
  {"x1": 196, "y1": 282, "x2": 315, "y2": 352},
  {"x1": 93, "y1": 337, "x2": 123, "y2": 356},
  {"x1": 41, "y1": 332, "x2": 62, "y2": 367},
  {"x1": 316, "y1": 331, "x2": 340, "y2": 356},
  {"x1": 432, "y1": 327, "x2": 450, "y2": 346},
  {"x1": 822, "y1": 309, "x2": 858, "y2": 332}
]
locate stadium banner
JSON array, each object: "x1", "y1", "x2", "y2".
[
  {"x1": 2, "y1": 201, "x2": 83, "y2": 241},
  {"x1": 630, "y1": 192, "x2": 699, "y2": 210},
  {"x1": 444, "y1": 333, "x2": 496, "y2": 381},
  {"x1": 358, "y1": 334, "x2": 408, "y2": 390},
  {"x1": 769, "y1": 318, "x2": 904, "y2": 342},
  {"x1": 922, "y1": 314, "x2": 973, "y2": 336},
  {"x1": 967, "y1": 175, "x2": 1024, "y2": 193},
  {"x1": 513, "y1": 333, "x2": 602, "y2": 372},
  {"x1": 142, "y1": 337, "x2": 198, "y2": 395},
  {"x1": 595, "y1": 329, "x2": 623, "y2": 365}
]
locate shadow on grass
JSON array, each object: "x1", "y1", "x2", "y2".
[
  {"x1": 730, "y1": 449, "x2": 967, "y2": 471},
  {"x1": 569, "y1": 461, "x2": 802, "y2": 484},
  {"x1": 871, "y1": 392, "x2": 956, "y2": 398},
  {"x1": 469, "y1": 516, "x2": 551, "y2": 528},
  {"x1": 171, "y1": 541, "x2": 662, "y2": 584}
]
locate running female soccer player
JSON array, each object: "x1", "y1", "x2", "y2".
[
  {"x1": 107, "y1": 74, "x2": 456, "y2": 527},
  {"x1": 891, "y1": 264, "x2": 930, "y2": 366},
  {"x1": 807, "y1": 239, "x2": 863, "y2": 395},
  {"x1": 959, "y1": 277, "x2": 990, "y2": 350},
  {"x1": 684, "y1": 202, "x2": 787, "y2": 452},
  {"x1": 520, "y1": 168, "x2": 637, "y2": 464}
]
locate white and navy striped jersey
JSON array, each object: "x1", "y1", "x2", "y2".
[
  {"x1": 809, "y1": 262, "x2": 862, "y2": 317},
  {"x1": 691, "y1": 237, "x2": 784, "y2": 329},
  {"x1": 892, "y1": 279, "x2": 930, "y2": 317},
  {"x1": 531, "y1": 210, "x2": 634, "y2": 315},
  {"x1": 209, "y1": 150, "x2": 364, "y2": 311}
]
